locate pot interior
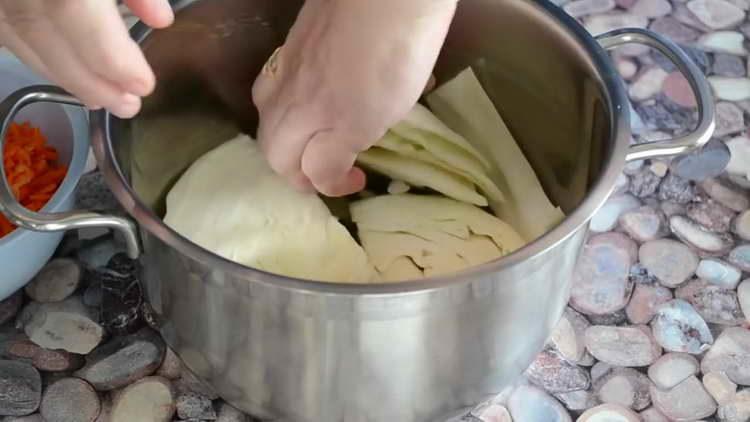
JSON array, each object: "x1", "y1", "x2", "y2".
[{"x1": 115, "y1": 0, "x2": 616, "y2": 243}]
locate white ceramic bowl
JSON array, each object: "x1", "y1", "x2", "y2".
[{"x1": 0, "y1": 50, "x2": 89, "y2": 300}]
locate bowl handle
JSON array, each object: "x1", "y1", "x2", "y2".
[
  {"x1": 596, "y1": 28, "x2": 715, "y2": 162},
  {"x1": 0, "y1": 85, "x2": 140, "y2": 258}
]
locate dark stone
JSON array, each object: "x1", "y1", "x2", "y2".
[
  {"x1": 91, "y1": 253, "x2": 143, "y2": 336},
  {"x1": 74, "y1": 327, "x2": 166, "y2": 391},
  {"x1": 669, "y1": 139, "x2": 731, "y2": 182},
  {"x1": 74, "y1": 172, "x2": 122, "y2": 214},
  {"x1": 636, "y1": 96, "x2": 698, "y2": 133},
  {"x1": 630, "y1": 263, "x2": 659, "y2": 285},
  {"x1": 629, "y1": 167, "x2": 663, "y2": 198},
  {"x1": 0, "y1": 292, "x2": 23, "y2": 326},
  {"x1": 712, "y1": 54, "x2": 746, "y2": 78},
  {"x1": 658, "y1": 173, "x2": 697, "y2": 204},
  {"x1": 587, "y1": 309, "x2": 629, "y2": 326},
  {"x1": 0, "y1": 360, "x2": 41, "y2": 416},
  {"x1": 175, "y1": 393, "x2": 217, "y2": 420}
]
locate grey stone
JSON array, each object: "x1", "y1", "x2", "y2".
[
  {"x1": 647, "y1": 352, "x2": 699, "y2": 390},
  {"x1": 701, "y1": 327, "x2": 750, "y2": 385},
  {"x1": 24, "y1": 259, "x2": 81, "y2": 303},
  {"x1": 40, "y1": 378, "x2": 100, "y2": 422},
  {"x1": 626, "y1": 284, "x2": 673, "y2": 324},
  {"x1": 712, "y1": 53, "x2": 746, "y2": 77},
  {"x1": 650, "y1": 376, "x2": 717, "y2": 421},
  {"x1": 75, "y1": 327, "x2": 166, "y2": 391},
  {"x1": 670, "y1": 139, "x2": 731, "y2": 182},
  {"x1": 701, "y1": 178, "x2": 750, "y2": 212},
  {"x1": 658, "y1": 173, "x2": 697, "y2": 204},
  {"x1": 216, "y1": 402, "x2": 249, "y2": 422},
  {"x1": 176, "y1": 393, "x2": 216, "y2": 420},
  {"x1": 728, "y1": 244, "x2": 750, "y2": 272},
  {"x1": 587, "y1": 309, "x2": 629, "y2": 326},
  {"x1": 584, "y1": 325, "x2": 662, "y2": 367},
  {"x1": 0, "y1": 293, "x2": 23, "y2": 327},
  {"x1": 507, "y1": 385, "x2": 572, "y2": 422},
  {"x1": 686, "y1": 198, "x2": 736, "y2": 233},
  {"x1": 629, "y1": 167, "x2": 663, "y2": 198},
  {"x1": 649, "y1": 17, "x2": 700, "y2": 42},
  {"x1": 22, "y1": 297, "x2": 103, "y2": 355},
  {"x1": 714, "y1": 102, "x2": 746, "y2": 138},
  {"x1": 734, "y1": 209, "x2": 750, "y2": 241},
  {"x1": 554, "y1": 389, "x2": 599, "y2": 413},
  {"x1": 620, "y1": 206, "x2": 668, "y2": 242},
  {"x1": 0, "y1": 361, "x2": 41, "y2": 416},
  {"x1": 590, "y1": 195, "x2": 641, "y2": 233}
]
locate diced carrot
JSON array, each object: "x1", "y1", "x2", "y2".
[{"x1": 1, "y1": 122, "x2": 67, "y2": 238}]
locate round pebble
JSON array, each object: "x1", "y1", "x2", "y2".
[
  {"x1": 640, "y1": 407, "x2": 670, "y2": 422},
  {"x1": 629, "y1": 68, "x2": 669, "y2": 101},
  {"x1": 696, "y1": 258, "x2": 742, "y2": 289},
  {"x1": 687, "y1": 0, "x2": 745, "y2": 30},
  {"x1": 662, "y1": 71, "x2": 697, "y2": 108},
  {"x1": 625, "y1": 284, "x2": 673, "y2": 324},
  {"x1": 507, "y1": 385, "x2": 572, "y2": 422},
  {"x1": 549, "y1": 307, "x2": 592, "y2": 364},
  {"x1": 649, "y1": 17, "x2": 700, "y2": 43},
  {"x1": 23, "y1": 297, "x2": 103, "y2": 355},
  {"x1": 647, "y1": 352, "x2": 699, "y2": 390},
  {"x1": 726, "y1": 137, "x2": 750, "y2": 180},
  {"x1": 669, "y1": 215, "x2": 735, "y2": 257},
  {"x1": 571, "y1": 233, "x2": 637, "y2": 315},
  {"x1": 639, "y1": 239, "x2": 698, "y2": 287},
  {"x1": 712, "y1": 53, "x2": 746, "y2": 77},
  {"x1": 701, "y1": 178, "x2": 750, "y2": 212},
  {"x1": 703, "y1": 371, "x2": 737, "y2": 405},
  {"x1": 717, "y1": 389, "x2": 750, "y2": 422},
  {"x1": 675, "y1": 278, "x2": 745, "y2": 325},
  {"x1": 630, "y1": 0, "x2": 673, "y2": 17},
  {"x1": 590, "y1": 195, "x2": 641, "y2": 233},
  {"x1": 651, "y1": 299, "x2": 713, "y2": 354},
  {"x1": 713, "y1": 102, "x2": 746, "y2": 138},
  {"x1": 594, "y1": 367, "x2": 652, "y2": 411},
  {"x1": 629, "y1": 167, "x2": 663, "y2": 198},
  {"x1": 563, "y1": 0, "x2": 617, "y2": 17},
  {"x1": 701, "y1": 327, "x2": 750, "y2": 385},
  {"x1": 728, "y1": 244, "x2": 750, "y2": 272},
  {"x1": 74, "y1": 328, "x2": 165, "y2": 391},
  {"x1": 0, "y1": 360, "x2": 41, "y2": 416},
  {"x1": 699, "y1": 31, "x2": 748, "y2": 55},
  {"x1": 650, "y1": 376, "x2": 717, "y2": 421},
  {"x1": 578, "y1": 403, "x2": 641, "y2": 421},
  {"x1": 41, "y1": 378, "x2": 100, "y2": 422},
  {"x1": 686, "y1": 198, "x2": 735, "y2": 233},
  {"x1": 584, "y1": 325, "x2": 662, "y2": 367},
  {"x1": 708, "y1": 77, "x2": 750, "y2": 102},
  {"x1": 619, "y1": 206, "x2": 668, "y2": 242},
  {"x1": 24, "y1": 259, "x2": 81, "y2": 303}
]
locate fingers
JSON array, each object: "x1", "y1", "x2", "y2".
[
  {"x1": 123, "y1": 0, "x2": 174, "y2": 28},
  {"x1": 52, "y1": 0, "x2": 156, "y2": 97},
  {"x1": 13, "y1": 13, "x2": 140, "y2": 117},
  {"x1": 301, "y1": 132, "x2": 367, "y2": 197}
]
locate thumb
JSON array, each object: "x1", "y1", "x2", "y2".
[
  {"x1": 123, "y1": 0, "x2": 174, "y2": 28},
  {"x1": 301, "y1": 132, "x2": 367, "y2": 197}
]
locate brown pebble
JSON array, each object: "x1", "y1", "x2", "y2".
[{"x1": 41, "y1": 378, "x2": 100, "y2": 422}]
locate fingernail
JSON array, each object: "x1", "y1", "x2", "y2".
[{"x1": 111, "y1": 94, "x2": 141, "y2": 118}]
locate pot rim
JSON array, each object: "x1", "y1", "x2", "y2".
[{"x1": 93, "y1": 0, "x2": 630, "y2": 295}]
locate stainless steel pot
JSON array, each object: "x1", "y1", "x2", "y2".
[{"x1": 0, "y1": 0, "x2": 714, "y2": 421}]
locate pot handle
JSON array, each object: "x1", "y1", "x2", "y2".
[
  {"x1": 596, "y1": 28, "x2": 715, "y2": 162},
  {"x1": 0, "y1": 85, "x2": 140, "y2": 258}
]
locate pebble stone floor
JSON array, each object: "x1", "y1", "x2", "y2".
[{"x1": 1, "y1": 2, "x2": 750, "y2": 422}]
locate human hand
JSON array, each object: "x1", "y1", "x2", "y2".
[
  {"x1": 0, "y1": 0, "x2": 174, "y2": 118},
  {"x1": 252, "y1": 0, "x2": 457, "y2": 197}
]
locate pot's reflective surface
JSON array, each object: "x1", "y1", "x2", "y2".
[{"x1": 101, "y1": 0, "x2": 622, "y2": 420}]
